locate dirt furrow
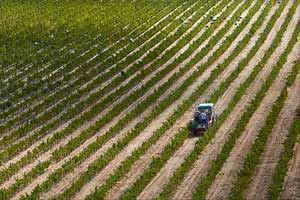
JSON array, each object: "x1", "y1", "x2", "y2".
[
  {"x1": 104, "y1": 125, "x2": 195, "y2": 200},
  {"x1": 172, "y1": 3, "x2": 297, "y2": 199},
  {"x1": 280, "y1": 138, "x2": 300, "y2": 199},
  {"x1": 76, "y1": 7, "x2": 203, "y2": 104},
  {"x1": 7, "y1": 1, "x2": 221, "y2": 198},
  {"x1": 206, "y1": 47, "x2": 299, "y2": 200},
  {"x1": 245, "y1": 74, "x2": 300, "y2": 200},
  {"x1": 106, "y1": 1, "x2": 273, "y2": 199},
  {"x1": 102, "y1": 1, "x2": 224, "y2": 106}
]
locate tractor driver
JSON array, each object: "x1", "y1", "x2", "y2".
[{"x1": 200, "y1": 110, "x2": 208, "y2": 127}]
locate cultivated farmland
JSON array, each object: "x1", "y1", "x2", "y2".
[{"x1": 0, "y1": 0, "x2": 299, "y2": 199}]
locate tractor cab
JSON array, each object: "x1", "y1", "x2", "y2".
[
  {"x1": 196, "y1": 103, "x2": 217, "y2": 124},
  {"x1": 188, "y1": 103, "x2": 217, "y2": 136}
]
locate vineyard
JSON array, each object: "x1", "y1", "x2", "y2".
[{"x1": 0, "y1": 0, "x2": 299, "y2": 199}]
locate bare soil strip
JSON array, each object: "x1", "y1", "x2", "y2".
[
  {"x1": 206, "y1": 46, "x2": 299, "y2": 200},
  {"x1": 6, "y1": 1, "x2": 226, "y2": 198},
  {"x1": 280, "y1": 138, "x2": 300, "y2": 199},
  {"x1": 245, "y1": 74, "x2": 300, "y2": 200},
  {"x1": 106, "y1": 1, "x2": 274, "y2": 199}
]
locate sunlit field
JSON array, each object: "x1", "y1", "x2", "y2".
[{"x1": 0, "y1": 0, "x2": 299, "y2": 199}]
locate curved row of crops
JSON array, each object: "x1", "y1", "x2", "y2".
[{"x1": 0, "y1": 0, "x2": 299, "y2": 199}]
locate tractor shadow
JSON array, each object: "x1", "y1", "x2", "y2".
[{"x1": 188, "y1": 131, "x2": 205, "y2": 138}]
